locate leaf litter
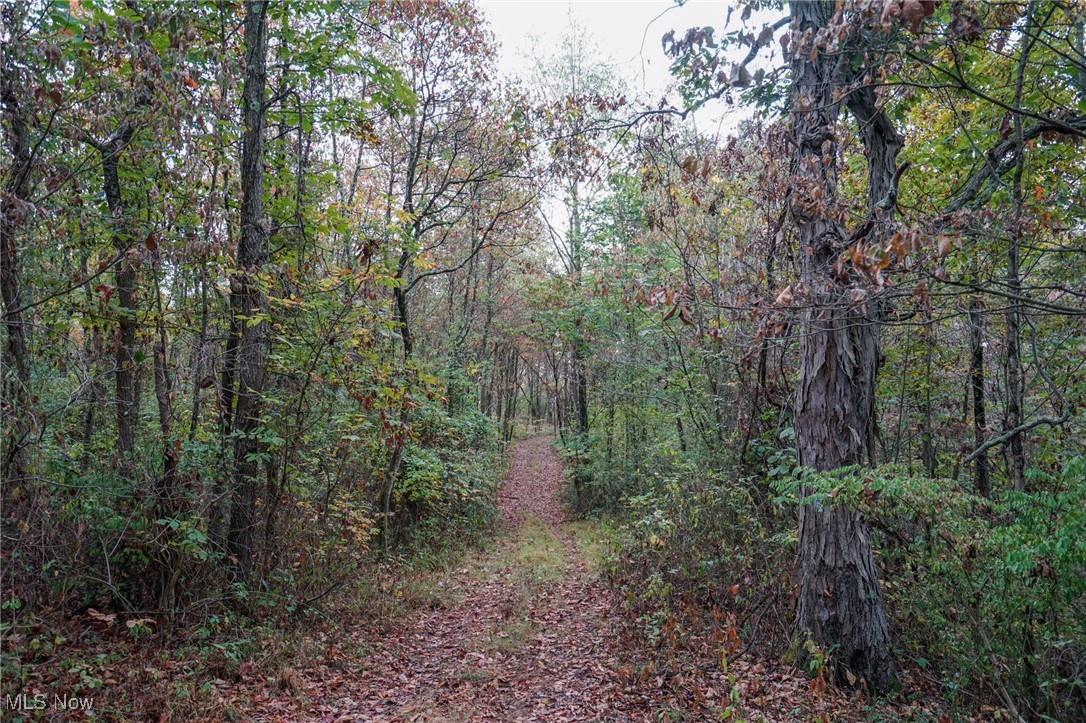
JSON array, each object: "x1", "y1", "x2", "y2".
[{"x1": 229, "y1": 437, "x2": 951, "y2": 722}]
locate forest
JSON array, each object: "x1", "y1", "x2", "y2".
[{"x1": 2, "y1": 0, "x2": 1085, "y2": 720}]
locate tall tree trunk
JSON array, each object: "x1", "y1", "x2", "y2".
[
  {"x1": 1005, "y1": 7, "x2": 1035, "y2": 491},
  {"x1": 1005, "y1": 239, "x2": 1025, "y2": 492},
  {"x1": 384, "y1": 245, "x2": 415, "y2": 545},
  {"x1": 394, "y1": 250, "x2": 414, "y2": 360},
  {"x1": 98, "y1": 128, "x2": 138, "y2": 474},
  {"x1": 572, "y1": 339, "x2": 589, "y2": 437},
  {"x1": 920, "y1": 309, "x2": 936, "y2": 477},
  {"x1": 789, "y1": 0, "x2": 896, "y2": 692},
  {"x1": 152, "y1": 262, "x2": 180, "y2": 610},
  {"x1": 227, "y1": 0, "x2": 269, "y2": 586},
  {"x1": 1, "y1": 70, "x2": 32, "y2": 504},
  {"x1": 969, "y1": 297, "x2": 990, "y2": 497}
]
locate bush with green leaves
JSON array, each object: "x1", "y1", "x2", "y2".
[
  {"x1": 386, "y1": 400, "x2": 503, "y2": 558},
  {"x1": 605, "y1": 464, "x2": 791, "y2": 654},
  {"x1": 559, "y1": 421, "x2": 695, "y2": 516}
]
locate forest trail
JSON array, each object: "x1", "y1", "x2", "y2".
[{"x1": 301, "y1": 436, "x2": 665, "y2": 721}]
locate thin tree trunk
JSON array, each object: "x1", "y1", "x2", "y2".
[
  {"x1": 98, "y1": 128, "x2": 138, "y2": 474},
  {"x1": 1003, "y1": 1, "x2": 1043, "y2": 492},
  {"x1": 969, "y1": 297, "x2": 990, "y2": 497},
  {"x1": 920, "y1": 309, "x2": 936, "y2": 476},
  {"x1": 573, "y1": 342, "x2": 589, "y2": 437},
  {"x1": 188, "y1": 165, "x2": 217, "y2": 443},
  {"x1": 1005, "y1": 13, "x2": 1034, "y2": 491},
  {"x1": 152, "y1": 262, "x2": 180, "y2": 610},
  {"x1": 188, "y1": 259, "x2": 209, "y2": 441}
]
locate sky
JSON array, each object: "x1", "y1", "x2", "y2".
[{"x1": 478, "y1": 0, "x2": 754, "y2": 135}]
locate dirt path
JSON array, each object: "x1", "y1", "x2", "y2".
[{"x1": 298, "y1": 436, "x2": 661, "y2": 722}]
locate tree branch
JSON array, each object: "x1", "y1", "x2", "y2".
[{"x1": 962, "y1": 413, "x2": 1071, "y2": 465}]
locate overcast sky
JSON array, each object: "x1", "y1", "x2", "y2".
[{"x1": 478, "y1": 1, "x2": 753, "y2": 134}]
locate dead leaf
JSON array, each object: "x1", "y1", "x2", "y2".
[{"x1": 87, "y1": 608, "x2": 116, "y2": 625}]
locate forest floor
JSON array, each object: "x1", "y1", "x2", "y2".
[
  {"x1": 10, "y1": 437, "x2": 954, "y2": 721},
  {"x1": 226, "y1": 436, "x2": 948, "y2": 722}
]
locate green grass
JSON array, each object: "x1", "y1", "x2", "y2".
[
  {"x1": 485, "y1": 618, "x2": 534, "y2": 654},
  {"x1": 564, "y1": 518, "x2": 611, "y2": 574},
  {"x1": 512, "y1": 516, "x2": 565, "y2": 584},
  {"x1": 471, "y1": 513, "x2": 568, "y2": 654}
]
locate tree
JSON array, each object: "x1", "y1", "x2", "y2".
[
  {"x1": 663, "y1": 0, "x2": 1086, "y2": 694},
  {"x1": 663, "y1": 0, "x2": 911, "y2": 689},
  {"x1": 1, "y1": 4, "x2": 34, "y2": 511},
  {"x1": 363, "y1": 0, "x2": 529, "y2": 539},
  {"x1": 369, "y1": 0, "x2": 525, "y2": 362},
  {"x1": 786, "y1": 0, "x2": 899, "y2": 692},
  {"x1": 225, "y1": 0, "x2": 270, "y2": 587}
]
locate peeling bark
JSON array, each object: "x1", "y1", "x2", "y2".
[
  {"x1": 789, "y1": 0, "x2": 896, "y2": 692},
  {"x1": 1, "y1": 55, "x2": 33, "y2": 512}
]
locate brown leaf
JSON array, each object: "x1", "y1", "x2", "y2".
[
  {"x1": 87, "y1": 608, "x2": 116, "y2": 625},
  {"x1": 912, "y1": 281, "x2": 930, "y2": 306},
  {"x1": 774, "y1": 284, "x2": 793, "y2": 306},
  {"x1": 935, "y1": 233, "x2": 956, "y2": 259},
  {"x1": 999, "y1": 112, "x2": 1013, "y2": 139}
]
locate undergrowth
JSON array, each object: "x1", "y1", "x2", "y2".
[
  {"x1": 0, "y1": 402, "x2": 508, "y2": 720},
  {"x1": 569, "y1": 419, "x2": 1086, "y2": 721}
]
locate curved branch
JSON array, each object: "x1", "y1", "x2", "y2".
[{"x1": 962, "y1": 413, "x2": 1071, "y2": 465}]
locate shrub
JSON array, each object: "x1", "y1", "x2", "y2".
[{"x1": 606, "y1": 465, "x2": 792, "y2": 656}]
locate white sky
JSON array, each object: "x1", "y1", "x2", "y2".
[{"x1": 479, "y1": 0, "x2": 753, "y2": 135}]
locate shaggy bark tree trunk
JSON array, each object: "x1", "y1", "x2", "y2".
[
  {"x1": 789, "y1": 0, "x2": 897, "y2": 693},
  {"x1": 1, "y1": 72, "x2": 32, "y2": 499}
]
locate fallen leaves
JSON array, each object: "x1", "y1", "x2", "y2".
[{"x1": 25, "y1": 438, "x2": 964, "y2": 722}]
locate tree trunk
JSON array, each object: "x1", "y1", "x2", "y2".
[
  {"x1": 226, "y1": 0, "x2": 269, "y2": 586},
  {"x1": 794, "y1": 306, "x2": 895, "y2": 691},
  {"x1": 1005, "y1": 18, "x2": 1033, "y2": 491},
  {"x1": 394, "y1": 250, "x2": 414, "y2": 360},
  {"x1": 569, "y1": 181, "x2": 590, "y2": 443},
  {"x1": 789, "y1": 0, "x2": 896, "y2": 692},
  {"x1": 1, "y1": 70, "x2": 32, "y2": 502},
  {"x1": 572, "y1": 340, "x2": 589, "y2": 437},
  {"x1": 99, "y1": 128, "x2": 138, "y2": 473},
  {"x1": 968, "y1": 297, "x2": 990, "y2": 497},
  {"x1": 920, "y1": 309, "x2": 936, "y2": 477},
  {"x1": 152, "y1": 263, "x2": 180, "y2": 610}
]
